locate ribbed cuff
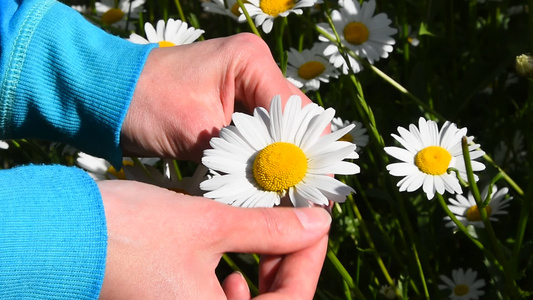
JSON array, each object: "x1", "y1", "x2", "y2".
[
  {"x1": 1, "y1": 1, "x2": 157, "y2": 167},
  {"x1": 0, "y1": 165, "x2": 107, "y2": 299}
]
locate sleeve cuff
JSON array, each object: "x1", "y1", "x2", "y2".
[
  {"x1": 0, "y1": 165, "x2": 107, "y2": 299},
  {"x1": 1, "y1": 0, "x2": 157, "y2": 167}
]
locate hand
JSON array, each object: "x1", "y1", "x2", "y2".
[
  {"x1": 121, "y1": 33, "x2": 311, "y2": 162},
  {"x1": 98, "y1": 180, "x2": 330, "y2": 299}
]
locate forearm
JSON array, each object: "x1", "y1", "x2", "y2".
[{"x1": 0, "y1": 0, "x2": 157, "y2": 166}]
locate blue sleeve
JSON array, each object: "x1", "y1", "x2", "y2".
[
  {"x1": 0, "y1": 0, "x2": 157, "y2": 167},
  {"x1": 0, "y1": 165, "x2": 107, "y2": 299}
]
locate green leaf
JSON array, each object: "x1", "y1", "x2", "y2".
[{"x1": 418, "y1": 22, "x2": 436, "y2": 37}]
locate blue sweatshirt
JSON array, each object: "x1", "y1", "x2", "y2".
[{"x1": 0, "y1": 0, "x2": 157, "y2": 297}]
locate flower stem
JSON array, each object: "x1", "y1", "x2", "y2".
[
  {"x1": 482, "y1": 153, "x2": 524, "y2": 196},
  {"x1": 461, "y1": 137, "x2": 520, "y2": 299},
  {"x1": 326, "y1": 249, "x2": 367, "y2": 300},
  {"x1": 172, "y1": 0, "x2": 186, "y2": 22},
  {"x1": 235, "y1": 0, "x2": 261, "y2": 37},
  {"x1": 345, "y1": 193, "x2": 402, "y2": 299},
  {"x1": 313, "y1": 24, "x2": 445, "y2": 122},
  {"x1": 435, "y1": 193, "x2": 500, "y2": 266},
  {"x1": 222, "y1": 254, "x2": 259, "y2": 296}
]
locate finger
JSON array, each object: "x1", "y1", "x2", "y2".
[
  {"x1": 215, "y1": 205, "x2": 331, "y2": 254},
  {"x1": 255, "y1": 235, "x2": 329, "y2": 300},
  {"x1": 257, "y1": 255, "x2": 282, "y2": 294},
  {"x1": 222, "y1": 271, "x2": 251, "y2": 300}
]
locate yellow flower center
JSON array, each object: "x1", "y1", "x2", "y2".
[
  {"x1": 415, "y1": 146, "x2": 452, "y2": 175},
  {"x1": 338, "y1": 133, "x2": 353, "y2": 143},
  {"x1": 101, "y1": 8, "x2": 125, "y2": 25},
  {"x1": 158, "y1": 41, "x2": 176, "y2": 47},
  {"x1": 231, "y1": 1, "x2": 250, "y2": 17},
  {"x1": 343, "y1": 22, "x2": 370, "y2": 45},
  {"x1": 231, "y1": 2, "x2": 242, "y2": 16},
  {"x1": 298, "y1": 61, "x2": 326, "y2": 80},
  {"x1": 106, "y1": 161, "x2": 135, "y2": 180},
  {"x1": 466, "y1": 205, "x2": 493, "y2": 222},
  {"x1": 453, "y1": 284, "x2": 469, "y2": 296},
  {"x1": 260, "y1": 0, "x2": 295, "y2": 17},
  {"x1": 253, "y1": 142, "x2": 308, "y2": 192}
]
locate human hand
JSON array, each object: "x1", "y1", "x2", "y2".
[
  {"x1": 121, "y1": 33, "x2": 311, "y2": 162},
  {"x1": 97, "y1": 180, "x2": 330, "y2": 299}
]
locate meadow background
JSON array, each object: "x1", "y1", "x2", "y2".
[{"x1": 1, "y1": 0, "x2": 532, "y2": 299}]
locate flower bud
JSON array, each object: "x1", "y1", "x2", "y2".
[{"x1": 515, "y1": 54, "x2": 533, "y2": 77}]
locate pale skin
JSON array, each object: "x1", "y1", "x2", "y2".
[{"x1": 99, "y1": 33, "x2": 331, "y2": 299}]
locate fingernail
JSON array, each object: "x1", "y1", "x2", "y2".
[
  {"x1": 234, "y1": 271, "x2": 245, "y2": 279},
  {"x1": 294, "y1": 208, "x2": 332, "y2": 230}
]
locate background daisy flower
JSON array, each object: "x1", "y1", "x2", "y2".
[
  {"x1": 493, "y1": 131, "x2": 526, "y2": 172},
  {"x1": 128, "y1": 19, "x2": 204, "y2": 47},
  {"x1": 444, "y1": 185, "x2": 513, "y2": 229},
  {"x1": 384, "y1": 117, "x2": 486, "y2": 200},
  {"x1": 95, "y1": 0, "x2": 145, "y2": 30},
  {"x1": 124, "y1": 160, "x2": 207, "y2": 196},
  {"x1": 200, "y1": 95, "x2": 360, "y2": 208},
  {"x1": 76, "y1": 152, "x2": 134, "y2": 180},
  {"x1": 286, "y1": 42, "x2": 339, "y2": 91},
  {"x1": 317, "y1": 0, "x2": 397, "y2": 73},
  {"x1": 438, "y1": 268, "x2": 486, "y2": 300},
  {"x1": 202, "y1": 0, "x2": 247, "y2": 22},
  {"x1": 76, "y1": 152, "x2": 158, "y2": 181},
  {"x1": 331, "y1": 117, "x2": 369, "y2": 152},
  {"x1": 239, "y1": 0, "x2": 320, "y2": 34}
]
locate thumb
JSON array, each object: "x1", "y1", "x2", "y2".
[{"x1": 214, "y1": 206, "x2": 331, "y2": 254}]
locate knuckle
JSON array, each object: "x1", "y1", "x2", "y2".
[
  {"x1": 257, "y1": 208, "x2": 290, "y2": 240},
  {"x1": 226, "y1": 33, "x2": 272, "y2": 61}
]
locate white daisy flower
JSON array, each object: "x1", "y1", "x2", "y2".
[
  {"x1": 444, "y1": 185, "x2": 513, "y2": 229},
  {"x1": 515, "y1": 54, "x2": 533, "y2": 77},
  {"x1": 317, "y1": 0, "x2": 397, "y2": 74},
  {"x1": 202, "y1": 0, "x2": 247, "y2": 22},
  {"x1": 124, "y1": 159, "x2": 207, "y2": 196},
  {"x1": 379, "y1": 283, "x2": 397, "y2": 299},
  {"x1": 238, "y1": 0, "x2": 320, "y2": 34},
  {"x1": 76, "y1": 152, "x2": 158, "y2": 181},
  {"x1": 470, "y1": 0, "x2": 503, "y2": 3},
  {"x1": 493, "y1": 131, "x2": 526, "y2": 171},
  {"x1": 95, "y1": 0, "x2": 145, "y2": 30},
  {"x1": 438, "y1": 268, "x2": 486, "y2": 300},
  {"x1": 331, "y1": 117, "x2": 369, "y2": 152},
  {"x1": 71, "y1": 4, "x2": 91, "y2": 15},
  {"x1": 507, "y1": 5, "x2": 528, "y2": 17},
  {"x1": 0, "y1": 140, "x2": 9, "y2": 150},
  {"x1": 400, "y1": 25, "x2": 420, "y2": 47},
  {"x1": 200, "y1": 95, "x2": 360, "y2": 208},
  {"x1": 286, "y1": 43, "x2": 339, "y2": 91},
  {"x1": 128, "y1": 18, "x2": 204, "y2": 47},
  {"x1": 384, "y1": 117, "x2": 486, "y2": 200}
]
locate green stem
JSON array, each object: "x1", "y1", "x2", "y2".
[
  {"x1": 346, "y1": 193, "x2": 401, "y2": 298},
  {"x1": 435, "y1": 193, "x2": 500, "y2": 267},
  {"x1": 315, "y1": 91, "x2": 324, "y2": 107},
  {"x1": 131, "y1": 157, "x2": 154, "y2": 180},
  {"x1": 326, "y1": 249, "x2": 367, "y2": 300},
  {"x1": 173, "y1": 0, "x2": 186, "y2": 22},
  {"x1": 222, "y1": 254, "x2": 259, "y2": 296},
  {"x1": 394, "y1": 197, "x2": 430, "y2": 299},
  {"x1": 235, "y1": 0, "x2": 261, "y2": 37},
  {"x1": 461, "y1": 137, "x2": 520, "y2": 299},
  {"x1": 482, "y1": 153, "x2": 524, "y2": 196},
  {"x1": 172, "y1": 159, "x2": 183, "y2": 181},
  {"x1": 313, "y1": 24, "x2": 445, "y2": 122}
]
